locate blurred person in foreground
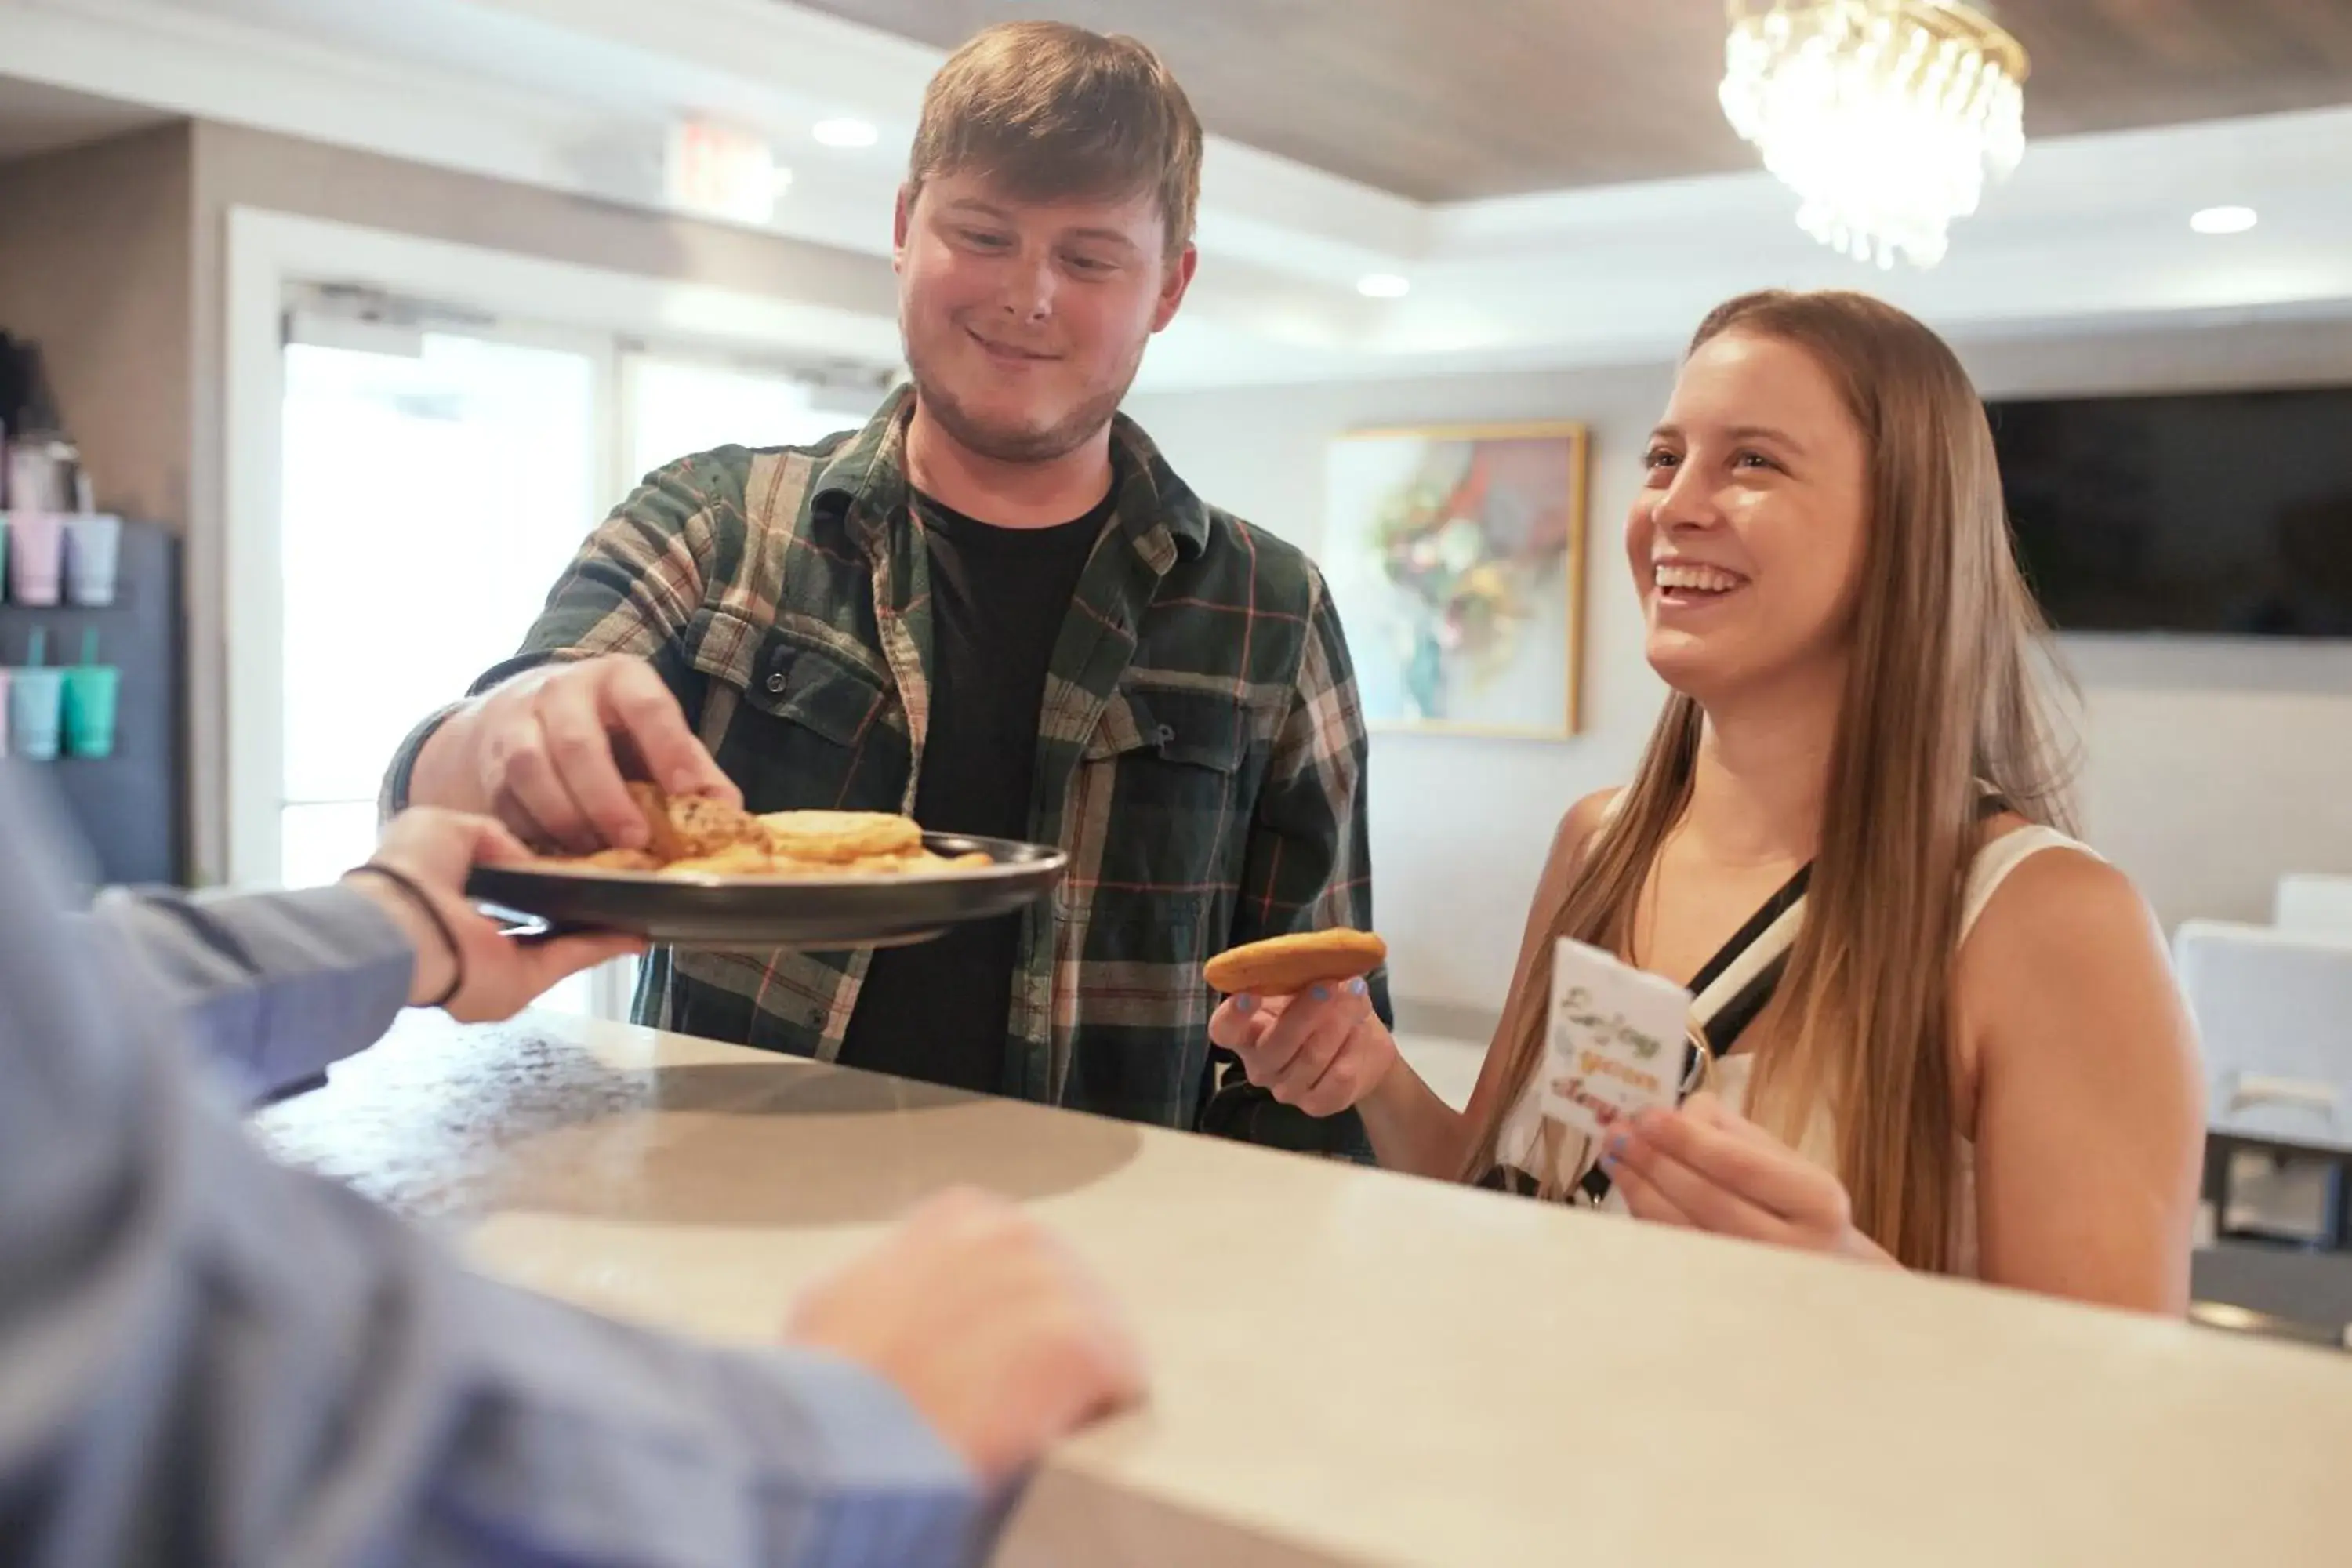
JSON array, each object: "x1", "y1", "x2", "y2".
[{"x1": 0, "y1": 764, "x2": 1140, "y2": 1565}]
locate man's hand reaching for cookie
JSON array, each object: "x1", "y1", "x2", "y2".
[
  {"x1": 1205, "y1": 931, "x2": 1397, "y2": 1119},
  {"x1": 411, "y1": 654, "x2": 740, "y2": 854}
]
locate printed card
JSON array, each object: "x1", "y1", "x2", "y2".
[{"x1": 1539, "y1": 938, "x2": 1694, "y2": 1142}]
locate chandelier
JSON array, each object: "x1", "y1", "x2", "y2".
[{"x1": 1719, "y1": 0, "x2": 2028, "y2": 270}]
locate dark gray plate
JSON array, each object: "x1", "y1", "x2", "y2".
[{"x1": 466, "y1": 833, "x2": 1065, "y2": 952}]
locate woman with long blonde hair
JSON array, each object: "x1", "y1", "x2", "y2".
[{"x1": 1214, "y1": 289, "x2": 2201, "y2": 1307}]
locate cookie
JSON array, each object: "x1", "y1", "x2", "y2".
[
  {"x1": 833, "y1": 848, "x2": 993, "y2": 877},
  {"x1": 624, "y1": 781, "x2": 688, "y2": 861},
  {"x1": 667, "y1": 794, "x2": 764, "y2": 859},
  {"x1": 760, "y1": 809, "x2": 925, "y2": 863},
  {"x1": 1203, "y1": 929, "x2": 1387, "y2": 996},
  {"x1": 542, "y1": 845, "x2": 663, "y2": 873},
  {"x1": 662, "y1": 841, "x2": 773, "y2": 877}
]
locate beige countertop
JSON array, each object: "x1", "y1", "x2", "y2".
[{"x1": 256, "y1": 1011, "x2": 2348, "y2": 1566}]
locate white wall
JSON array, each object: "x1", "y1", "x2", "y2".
[{"x1": 1127, "y1": 314, "x2": 2352, "y2": 1016}]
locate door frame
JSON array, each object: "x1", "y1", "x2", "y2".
[
  {"x1": 220, "y1": 205, "x2": 900, "y2": 890},
  {"x1": 272, "y1": 307, "x2": 622, "y2": 855}
]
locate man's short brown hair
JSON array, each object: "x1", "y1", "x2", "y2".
[{"x1": 908, "y1": 20, "x2": 1203, "y2": 257}]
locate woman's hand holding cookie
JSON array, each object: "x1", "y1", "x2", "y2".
[
  {"x1": 1209, "y1": 979, "x2": 1397, "y2": 1119},
  {"x1": 1205, "y1": 930, "x2": 1395, "y2": 1118}
]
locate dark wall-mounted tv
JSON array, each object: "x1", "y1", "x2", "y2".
[{"x1": 1984, "y1": 383, "x2": 2352, "y2": 639}]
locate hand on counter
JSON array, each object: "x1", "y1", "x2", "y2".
[
  {"x1": 343, "y1": 807, "x2": 644, "y2": 1021},
  {"x1": 1600, "y1": 1093, "x2": 1895, "y2": 1265},
  {"x1": 787, "y1": 1188, "x2": 1146, "y2": 1489},
  {"x1": 1208, "y1": 982, "x2": 1398, "y2": 1119},
  {"x1": 418, "y1": 654, "x2": 740, "y2": 853}
]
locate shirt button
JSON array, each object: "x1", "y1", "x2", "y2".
[{"x1": 766, "y1": 673, "x2": 789, "y2": 695}]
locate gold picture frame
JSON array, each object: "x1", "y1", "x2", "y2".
[{"x1": 1323, "y1": 420, "x2": 1590, "y2": 739}]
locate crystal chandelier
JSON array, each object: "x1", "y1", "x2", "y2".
[{"x1": 1719, "y1": 0, "x2": 2028, "y2": 269}]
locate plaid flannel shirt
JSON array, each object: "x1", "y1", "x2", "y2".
[{"x1": 387, "y1": 388, "x2": 1386, "y2": 1145}]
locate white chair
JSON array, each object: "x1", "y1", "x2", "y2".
[
  {"x1": 2174, "y1": 920, "x2": 2352, "y2": 1245},
  {"x1": 2278, "y1": 873, "x2": 2352, "y2": 939},
  {"x1": 2177, "y1": 920, "x2": 2352, "y2": 1093}
]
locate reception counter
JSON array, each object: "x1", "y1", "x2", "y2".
[{"x1": 254, "y1": 1011, "x2": 2347, "y2": 1565}]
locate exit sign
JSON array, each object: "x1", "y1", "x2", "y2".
[{"x1": 666, "y1": 119, "x2": 787, "y2": 225}]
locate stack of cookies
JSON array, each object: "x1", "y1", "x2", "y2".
[
  {"x1": 539, "y1": 784, "x2": 991, "y2": 879},
  {"x1": 755, "y1": 808, "x2": 992, "y2": 877}
]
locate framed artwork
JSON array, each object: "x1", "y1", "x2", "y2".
[{"x1": 1322, "y1": 421, "x2": 1588, "y2": 739}]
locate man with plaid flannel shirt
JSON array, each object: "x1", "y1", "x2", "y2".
[{"x1": 386, "y1": 22, "x2": 1387, "y2": 1153}]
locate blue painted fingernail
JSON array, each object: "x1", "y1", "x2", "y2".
[
  {"x1": 1236, "y1": 994, "x2": 1257, "y2": 1014},
  {"x1": 1607, "y1": 1132, "x2": 1631, "y2": 1158},
  {"x1": 1599, "y1": 1152, "x2": 1619, "y2": 1171},
  {"x1": 1312, "y1": 984, "x2": 1331, "y2": 1001},
  {"x1": 1345, "y1": 978, "x2": 1368, "y2": 996}
]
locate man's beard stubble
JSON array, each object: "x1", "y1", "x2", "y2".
[{"x1": 902, "y1": 326, "x2": 1146, "y2": 466}]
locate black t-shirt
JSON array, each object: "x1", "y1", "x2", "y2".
[{"x1": 833, "y1": 485, "x2": 1111, "y2": 1091}]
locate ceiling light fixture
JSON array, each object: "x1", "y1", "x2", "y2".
[
  {"x1": 1719, "y1": 0, "x2": 2028, "y2": 270},
  {"x1": 1356, "y1": 273, "x2": 1410, "y2": 299},
  {"x1": 2189, "y1": 205, "x2": 2258, "y2": 236},
  {"x1": 812, "y1": 117, "x2": 879, "y2": 149}
]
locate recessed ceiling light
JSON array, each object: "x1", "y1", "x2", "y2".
[
  {"x1": 1357, "y1": 273, "x2": 1410, "y2": 299},
  {"x1": 812, "y1": 117, "x2": 879, "y2": 149},
  {"x1": 2189, "y1": 205, "x2": 2258, "y2": 235}
]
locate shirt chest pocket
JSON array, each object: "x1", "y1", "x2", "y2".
[
  {"x1": 1076, "y1": 684, "x2": 1258, "y2": 890},
  {"x1": 703, "y1": 633, "x2": 912, "y2": 816}
]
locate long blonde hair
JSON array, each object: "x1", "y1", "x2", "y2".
[{"x1": 1461, "y1": 290, "x2": 2078, "y2": 1272}]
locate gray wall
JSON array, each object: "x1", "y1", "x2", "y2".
[
  {"x1": 0, "y1": 123, "x2": 194, "y2": 524},
  {"x1": 1128, "y1": 314, "x2": 2352, "y2": 1018}
]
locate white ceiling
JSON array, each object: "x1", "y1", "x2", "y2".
[
  {"x1": 0, "y1": 73, "x2": 172, "y2": 160},
  {"x1": 4, "y1": 0, "x2": 2350, "y2": 390}
]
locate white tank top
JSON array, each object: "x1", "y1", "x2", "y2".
[{"x1": 1489, "y1": 822, "x2": 2093, "y2": 1277}]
